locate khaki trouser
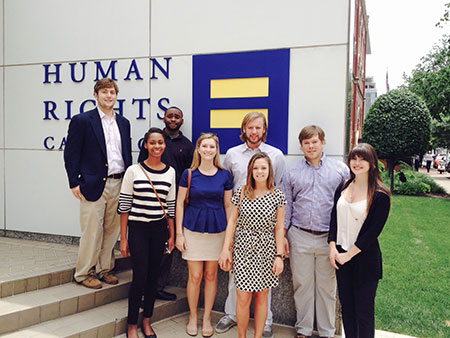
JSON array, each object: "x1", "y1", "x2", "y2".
[
  {"x1": 288, "y1": 226, "x2": 336, "y2": 337},
  {"x1": 74, "y1": 178, "x2": 122, "y2": 282}
]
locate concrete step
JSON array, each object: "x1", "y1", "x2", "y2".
[
  {"x1": 0, "y1": 254, "x2": 130, "y2": 299},
  {"x1": 0, "y1": 270, "x2": 132, "y2": 335},
  {"x1": 0, "y1": 286, "x2": 187, "y2": 338}
]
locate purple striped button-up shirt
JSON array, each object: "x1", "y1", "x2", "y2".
[{"x1": 283, "y1": 154, "x2": 349, "y2": 232}]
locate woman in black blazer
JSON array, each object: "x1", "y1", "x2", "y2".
[{"x1": 328, "y1": 143, "x2": 391, "y2": 338}]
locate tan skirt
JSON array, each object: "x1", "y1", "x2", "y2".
[{"x1": 182, "y1": 228, "x2": 225, "y2": 261}]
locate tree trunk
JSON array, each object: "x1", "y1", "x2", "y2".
[{"x1": 387, "y1": 159, "x2": 395, "y2": 192}]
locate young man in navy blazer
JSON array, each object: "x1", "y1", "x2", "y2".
[{"x1": 64, "y1": 78, "x2": 132, "y2": 289}]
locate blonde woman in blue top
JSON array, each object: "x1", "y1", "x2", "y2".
[{"x1": 176, "y1": 133, "x2": 233, "y2": 337}]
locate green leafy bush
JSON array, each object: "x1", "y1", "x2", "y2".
[
  {"x1": 397, "y1": 181, "x2": 430, "y2": 195},
  {"x1": 379, "y1": 161, "x2": 446, "y2": 195}
]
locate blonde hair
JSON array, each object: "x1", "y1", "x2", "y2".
[
  {"x1": 239, "y1": 112, "x2": 268, "y2": 143},
  {"x1": 190, "y1": 133, "x2": 224, "y2": 170},
  {"x1": 243, "y1": 152, "x2": 275, "y2": 200}
]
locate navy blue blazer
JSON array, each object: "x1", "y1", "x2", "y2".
[
  {"x1": 328, "y1": 181, "x2": 391, "y2": 284},
  {"x1": 64, "y1": 108, "x2": 132, "y2": 201}
]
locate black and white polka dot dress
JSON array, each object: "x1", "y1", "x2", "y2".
[{"x1": 232, "y1": 186, "x2": 286, "y2": 292}]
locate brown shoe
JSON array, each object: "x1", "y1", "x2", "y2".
[
  {"x1": 295, "y1": 334, "x2": 310, "y2": 338},
  {"x1": 102, "y1": 272, "x2": 119, "y2": 285},
  {"x1": 81, "y1": 276, "x2": 102, "y2": 289}
]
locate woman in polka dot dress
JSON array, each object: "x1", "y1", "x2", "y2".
[{"x1": 219, "y1": 152, "x2": 286, "y2": 338}]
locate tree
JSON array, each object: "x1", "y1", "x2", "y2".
[
  {"x1": 436, "y1": 3, "x2": 450, "y2": 28},
  {"x1": 363, "y1": 89, "x2": 431, "y2": 191},
  {"x1": 431, "y1": 114, "x2": 450, "y2": 149},
  {"x1": 404, "y1": 35, "x2": 450, "y2": 122}
]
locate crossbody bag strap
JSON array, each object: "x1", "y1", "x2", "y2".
[{"x1": 139, "y1": 164, "x2": 169, "y2": 221}]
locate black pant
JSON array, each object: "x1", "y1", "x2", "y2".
[
  {"x1": 127, "y1": 219, "x2": 167, "y2": 324},
  {"x1": 426, "y1": 160, "x2": 432, "y2": 173},
  {"x1": 336, "y1": 248, "x2": 379, "y2": 338}
]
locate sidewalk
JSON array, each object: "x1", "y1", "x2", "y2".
[
  {"x1": 134, "y1": 311, "x2": 417, "y2": 338},
  {"x1": 418, "y1": 167, "x2": 450, "y2": 194},
  {"x1": 0, "y1": 237, "x2": 418, "y2": 338}
]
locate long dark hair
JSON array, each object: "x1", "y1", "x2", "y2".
[
  {"x1": 347, "y1": 143, "x2": 391, "y2": 211},
  {"x1": 243, "y1": 152, "x2": 275, "y2": 200}
]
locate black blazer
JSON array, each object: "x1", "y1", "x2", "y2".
[
  {"x1": 64, "y1": 108, "x2": 132, "y2": 201},
  {"x1": 328, "y1": 181, "x2": 391, "y2": 283}
]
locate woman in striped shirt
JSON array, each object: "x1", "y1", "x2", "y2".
[{"x1": 119, "y1": 128, "x2": 176, "y2": 338}]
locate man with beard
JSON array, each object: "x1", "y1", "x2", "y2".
[
  {"x1": 215, "y1": 112, "x2": 285, "y2": 338},
  {"x1": 138, "y1": 106, "x2": 194, "y2": 300}
]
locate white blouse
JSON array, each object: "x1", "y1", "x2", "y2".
[{"x1": 336, "y1": 194, "x2": 367, "y2": 251}]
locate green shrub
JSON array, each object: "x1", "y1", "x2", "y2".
[
  {"x1": 379, "y1": 162, "x2": 446, "y2": 195},
  {"x1": 397, "y1": 181, "x2": 430, "y2": 195}
]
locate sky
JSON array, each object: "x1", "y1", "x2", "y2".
[{"x1": 365, "y1": 0, "x2": 450, "y2": 95}]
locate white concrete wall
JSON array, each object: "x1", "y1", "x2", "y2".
[
  {"x1": 151, "y1": 0, "x2": 348, "y2": 56},
  {"x1": 1, "y1": 0, "x2": 351, "y2": 236},
  {"x1": 4, "y1": 0, "x2": 150, "y2": 65}
]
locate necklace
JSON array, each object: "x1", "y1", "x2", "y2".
[
  {"x1": 346, "y1": 181, "x2": 366, "y2": 221},
  {"x1": 347, "y1": 201, "x2": 366, "y2": 221},
  {"x1": 348, "y1": 181, "x2": 356, "y2": 202}
]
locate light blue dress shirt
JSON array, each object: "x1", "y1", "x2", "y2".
[
  {"x1": 223, "y1": 142, "x2": 286, "y2": 190},
  {"x1": 283, "y1": 154, "x2": 349, "y2": 232}
]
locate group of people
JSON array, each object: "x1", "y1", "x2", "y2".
[{"x1": 64, "y1": 78, "x2": 391, "y2": 338}]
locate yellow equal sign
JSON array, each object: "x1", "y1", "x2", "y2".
[
  {"x1": 210, "y1": 77, "x2": 269, "y2": 98},
  {"x1": 209, "y1": 77, "x2": 269, "y2": 128},
  {"x1": 210, "y1": 109, "x2": 268, "y2": 128}
]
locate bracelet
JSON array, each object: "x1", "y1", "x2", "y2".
[
  {"x1": 275, "y1": 253, "x2": 285, "y2": 260},
  {"x1": 176, "y1": 233, "x2": 184, "y2": 236}
]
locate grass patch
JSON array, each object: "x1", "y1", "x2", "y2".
[{"x1": 376, "y1": 195, "x2": 450, "y2": 337}]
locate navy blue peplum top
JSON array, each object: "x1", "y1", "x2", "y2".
[{"x1": 179, "y1": 168, "x2": 233, "y2": 233}]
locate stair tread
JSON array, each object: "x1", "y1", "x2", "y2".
[
  {"x1": 0, "y1": 270, "x2": 132, "y2": 316},
  {"x1": 0, "y1": 287, "x2": 186, "y2": 338},
  {"x1": 0, "y1": 253, "x2": 126, "y2": 283}
]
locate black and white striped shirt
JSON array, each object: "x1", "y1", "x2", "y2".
[{"x1": 118, "y1": 162, "x2": 176, "y2": 222}]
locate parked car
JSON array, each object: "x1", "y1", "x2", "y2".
[{"x1": 446, "y1": 158, "x2": 450, "y2": 174}]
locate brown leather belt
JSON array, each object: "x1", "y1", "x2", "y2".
[{"x1": 298, "y1": 227, "x2": 328, "y2": 235}]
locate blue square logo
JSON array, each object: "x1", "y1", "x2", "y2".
[{"x1": 193, "y1": 49, "x2": 290, "y2": 153}]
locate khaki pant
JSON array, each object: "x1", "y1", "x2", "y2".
[
  {"x1": 74, "y1": 178, "x2": 122, "y2": 282},
  {"x1": 288, "y1": 226, "x2": 336, "y2": 337}
]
